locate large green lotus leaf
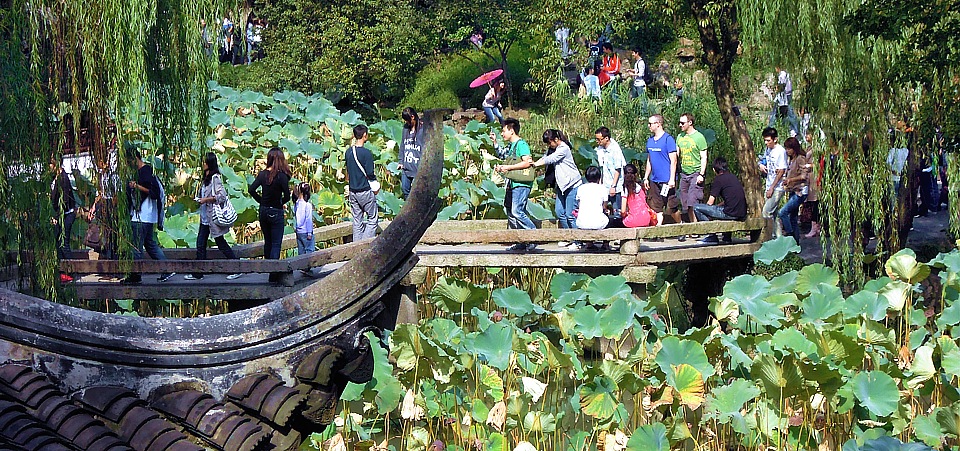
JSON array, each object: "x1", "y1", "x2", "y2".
[
  {"x1": 754, "y1": 400, "x2": 790, "y2": 437},
  {"x1": 600, "y1": 298, "x2": 633, "y2": 338},
  {"x1": 878, "y1": 279, "x2": 913, "y2": 312},
  {"x1": 493, "y1": 286, "x2": 546, "y2": 316},
  {"x1": 480, "y1": 179, "x2": 506, "y2": 207},
  {"x1": 315, "y1": 190, "x2": 344, "y2": 211},
  {"x1": 571, "y1": 306, "x2": 603, "y2": 339},
  {"x1": 655, "y1": 336, "x2": 714, "y2": 379},
  {"x1": 550, "y1": 272, "x2": 590, "y2": 299},
  {"x1": 849, "y1": 371, "x2": 899, "y2": 417},
  {"x1": 936, "y1": 301, "x2": 960, "y2": 330},
  {"x1": 935, "y1": 403, "x2": 960, "y2": 438},
  {"x1": 365, "y1": 331, "x2": 402, "y2": 414},
  {"x1": 796, "y1": 263, "x2": 840, "y2": 294},
  {"x1": 626, "y1": 422, "x2": 669, "y2": 451},
  {"x1": 579, "y1": 376, "x2": 619, "y2": 419},
  {"x1": 323, "y1": 117, "x2": 344, "y2": 142},
  {"x1": 486, "y1": 433, "x2": 508, "y2": 451},
  {"x1": 722, "y1": 274, "x2": 771, "y2": 306},
  {"x1": 885, "y1": 249, "x2": 931, "y2": 284},
  {"x1": 751, "y1": 354, "x2": 805, "y2": 401},
  {"x1": 423, "y1": 318, "x2": 463, "y2": 349},
  {"x1": 720, "y1": 334, "x2": 753, "y2": 369},
  {"x1": 738, "y1": 294, "x2": 787, "y2": 328},
  {"x1": 429, "y1": 276, "x2": 489, "y2": 314},
  {"x1": 845, "y1": 290, "x2": 889, "y2": 321},
  {"x1": 525, "y1": 201, "x2": 553, "y2": 221},
  {"x1": 909, "y1": 328, "x2": 929, "y2": 351},
  {"x1": 710, "y1": 296, "x2": 740, "y2": 323},
  {"x1": 436, "y1": 202, "x2": 469, "y2": 221},
  {"x1": 472, "y1": 323, "x2": 514, "y2": 371},
  {"x1": 378, "y1": 192, "x2": 404, "y2": 216},
  {"x1": 282, "y1": 123, "x2": 314, "y2": 141},
  {"x1": 208, "y1": 110, "x2": 230, "y2": 128},
  {"x1": 390, "y1": 324, "x2": 421, "y2": 372},
  {"x1": 704, "y1": 378, "x2": 761, "y2": 423},
  {"x1": 238, "y1": 89, "x2": 264, "y2": 103},
  {"x1": 477, "y1": 364, "x2": 505, "y2": 400},
  {"x1": 553, "y1": 289, "x2": 587, "y2": 311},
  {"x1": 768, "y1": 270, "x2": 799, "y2": 295},
  {"x1": 279, "y1": 137, "x2": 302, "y2": 156},
  {"x1": 818, "y1": 329, "x2": 866, "y2": 368},
  {"x1": 771, "y1": 328, "x2": 818, "y2": 358},
  {"x1": 754, "y1": 236, "x2": 802, "y2": 265},
  {"x1": 801, "y1": 284, "x2": 844, "y2": 324},
  {"x1": 908, "y1": 345, "x2": 936, "y2": 388},
  {"x1": 939, "y1": 337, "x2": 960, "y2": 381},
  {"x1": 912, "y1": 412, "x2": 944, "y2": 447},
  {"x1": 265, "y1": 104, "x2": 291, "y2": 123},
  {"x1": 304, "y1": 100, "x2": 337, "y2": 123},
  {"x1": 858, "y1": 319, "x2": 897, "y2": 353},
  {"x1": 523, "y1": 411, "x2": 557, "y2": 433},
  {"x1": 209, "y1": 97, "x2": 233, "y2": 112},
  {"x1": 666, "y1": 364, "x2": 705, "y2": 410},
  {"x1": 585, "y1": 275, "x2": 632, "y2": 306},
  {"x1": 595, "y1": 359, "x2": 644, "y2": 393}
]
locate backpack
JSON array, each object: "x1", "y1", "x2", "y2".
[
  {"x1": 154, "y1": 174, "x2": 166, "y2": 231},
  {"x1": 642, "y1": 60, "x2": 653, "y2": 85}
]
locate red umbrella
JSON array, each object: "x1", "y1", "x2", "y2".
[{"x1": 469, "y1": 69, "x2": 504, "y2": 88}]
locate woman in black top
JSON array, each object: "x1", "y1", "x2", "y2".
[{"x1": 249, "y1": 148, "x2": 291, "y2": 282}]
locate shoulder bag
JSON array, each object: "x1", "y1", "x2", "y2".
[
  {"x1": 209, "y1": 175, "x2": 238, "y2": 227},
  {"x1": 351, "y1": 146, "x2": 380, "y2": 193},
  {"x1": 503, "y1": 141, "x2": 536, "y2": 183}
]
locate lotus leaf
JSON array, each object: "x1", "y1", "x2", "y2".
[
  {"x1": 909, "y1": 328, "x2": 929, "y2": 351},
  {"x1": 266, "y1": 104, "x2": 291, "y2": 123},
  {"x1": 522, "y1": 411, "x2": 556, "y2": 433},
  {"x1": 911, "y1": 413, "x2": 944, "y2": 447},
  {"x1": 753, "y1": 236, "x2": 801, "y2": 265},
  {"x1": 471, "y1": 323, "x2": 514, "y2": 371},
  {"x1": 845, "y1": 290, "x2": 889, "y2": 321},
  {"x1": 492, "y1": 286, "x2": 545, "y2": 317},
  {"x1": 704, "y1": 378, "x2": 760, "y2": 423},
  {"x1": 390, "y1": 325, "x2": 421, "y2": 372},
  {"x1": 368, "y1": 332, "x2": 403, "y2": 414},
  {"x1": 801, "y1": 284, "x2": 844, "y2": 324},
  {"x1": 667, "y1": 364, "x2": 705, "y2": 410},
  {"x1": 751, "y1": 354, "x2": 805, "y2": 401},
  {"x1": 655, "y1": 336, "x2": 715, "y2": 379},
  {"x1": 526, "y1": 201, "x2": 554, "y2": 221},
  {"x1": 550, "y1": 272, "x2": 590, "y2": 299},
  {"x1": 553, "y1": 289, "x2": 587, "y2": 311},
  {"x1": 849, "y1": 371, "x2": 899, "y2": 417},
  {"x1": 710, "y1": 296, "x2": 740, "y2": 323},
  {"x1": 939, "y1": 337, "x2": 960, "y2": 381},
  {"x1": 626, "y1": 422, "x2": 669, "y2": 451},
  {"x1": 858, "y1": 319, "x2": 897, "y2": 353},
  {"x1": 936, "y1": 301, "x2": 960, "y2": 330},
  {"x1": 436, "y1": 202, "x2": 469, "y2": 221},
  {"x1": 885, "y1": 249, "x2": 931, "y2": 284},
  {"x1": 584, "y1": 275, "x2": 632, "y2": 306},
  {"x1": 908, "y1": 345, "x2": 936, "y2": 388},
  {"x1": 768, "y1": 270, "x2": 799, "y2": 294},
  {"x1": 738, "y1": 293, "x2": 787, "y2": 328},
  {"x1": 796, "y1": 263, "x2": 841, "y2": 294},
  {"x1": 600, "y1": 298, "x2": 633, "y2": 338},
  {"x1": 857, "y1": 435, "x2": 934, "y2": 451},
  {"x1": 405, "y1": 427, "x2": 431, "y2": 451},
  {"x1": 579, "y1": 376, "x2": 619, "y2": 419},
  {"x1": 878, "y1": 279, "x2": 913, "y2": 312},
  {"x1": 477, "y1": 364, "x2": 505, "y2": 400},
  {"x1": 771, "y1": 328, "x2": 818, "y2": 358},
  {"x1": 570, "y1": 306, "x2": 603, "y2": 339},
  {"x1": 720, "y1": 334, "x2": 754, "y2": 369},
  {"x1": 430, "y1": 276, "x2": 489, "y2": 314},
  {"x1": 208, "y1": 111, "x2": 230, "y2": 128}
]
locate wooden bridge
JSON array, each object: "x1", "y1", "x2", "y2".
[{"x1": 58, "y1": 217, "x2": 766, "y2": 301}]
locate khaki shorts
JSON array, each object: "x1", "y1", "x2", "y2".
[
  {"x1": 678, "y1": 172, "x2": 704, "y2": 210},
  {"x1": 646, "y1": 181, "x2": 680, "y2": 213}
]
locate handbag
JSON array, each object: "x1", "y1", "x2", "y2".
[
  {"x1": 209, "y1": 175, "x2": 237, "y2": 227},
  {"x1": 502, "y1": 141, "x2": 536, "y2": 183},
  {"x1": 351, "y1": 146, "x2": 380, "y2": 194},
  {"x1": 84, "y1": 222, "x2": 103, "y2": 251}
]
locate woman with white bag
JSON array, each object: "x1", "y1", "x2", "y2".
[{"x1": 185, "y1": 152, "x2": 242, "y2": 280}]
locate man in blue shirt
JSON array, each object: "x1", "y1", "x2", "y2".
[{"x1": 643, "y1": 114, "x2": 679, "y2": 225}]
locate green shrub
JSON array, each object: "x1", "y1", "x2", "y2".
[{"x1": 216, "y1": 62, "x2": 280, "y2": 95}]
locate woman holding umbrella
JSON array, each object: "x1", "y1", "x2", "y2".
[{"x1": 471, "y1": 69, "x2": 506, "y2": 125}]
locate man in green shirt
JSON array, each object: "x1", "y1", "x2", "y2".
[
  {"x1": 676, "y1": 112, "x2": 709, "y2": 227},
  {"x1": 494, "y1": 118, "x2": 537, "y2": 251}
]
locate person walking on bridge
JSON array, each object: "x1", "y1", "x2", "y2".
[
  {"x1": 494, "y1": 118, "x2": 537, "y2": 252},
  {"x1": 345, "y1": 125, "x2": 380, "y2": 242},
  {"x1": 249, "y1": 147, "x2": 291, "y2": 284},
  {"x1": 185, "y1": 152, "x2": 242, "y2": 281}
]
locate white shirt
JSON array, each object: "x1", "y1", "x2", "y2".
[
  {"x1": 131, "y1": 194, "x2": 158, "y2": 224},
  {"x1": 764, "y1": 144, "x2": 789, "y2": 191},
  {"x1": 597, "y1": 138, "x2": 626, "y2": 192},
  {"x1": 576, "y1": 183, "x2": 610, "y2": 230},
  {"x1": 633, "y1": 59, "x2": 646, "y2": 87},
  {"x1": 776, "y1": 70, "x2": 792, "y2": 106}
]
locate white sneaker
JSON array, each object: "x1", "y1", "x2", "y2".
[
  {"x1": 226, "y1": 273, "x2": 243, "y2": 280},
  {"x1": 557, "y1": 241, "x2": 570, "y2": 248}
]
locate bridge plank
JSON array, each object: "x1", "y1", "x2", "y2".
[
  {"x1": 636, "y1": 242, "x2": 762, "y2": 264},
  {"x1": 415, "y1": 245, "x2": 635, "y2": 267}
]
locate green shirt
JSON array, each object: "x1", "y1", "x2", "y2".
[
  {"x1": 677, "y1": 130, "x2": 708, "y2": 175},
  {"x1": 508, "y1": 138, "x2": 533, "y2": 188}
]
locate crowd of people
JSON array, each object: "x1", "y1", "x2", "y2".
[
  {"x1": 492, "y1": 112, "x2": 748, "y2": 252},
  {"x1": 202, "y1": 16, "x2": 266, "y2": 65}
]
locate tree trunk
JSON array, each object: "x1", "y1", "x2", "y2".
[{"x1": 690, "y1": 0, "x2": 765, "y2": 219}]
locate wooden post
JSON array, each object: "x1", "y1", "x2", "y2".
[{"x1": 397, "y1": 267, "x2": 426, "y2": 325}]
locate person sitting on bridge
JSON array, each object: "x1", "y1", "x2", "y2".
[
  {"x1": 576, "y1": 166, "x2": 612, "y2": 251},
  {"x1": 694, "y1": 157, "x2": 747, "y2": 244}
]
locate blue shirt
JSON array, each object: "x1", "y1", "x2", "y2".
[{"x1": 646, "y1": 133, "x2": 677, "y2": 183}]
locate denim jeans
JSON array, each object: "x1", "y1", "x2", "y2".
[
  {"x1": 296, "y1": 232, "x2": 315, "y2": 255},
  {"x1": 693, "y1": 204, "x2": 739, "y2": 222},
  {"x1": 401, "y1": 172, "x2": 415, "y2": 199},
  {"x1": 779, "y1": 192, "x2": 807, "y2": 242},
  {"x1": 607, "y1": 192, "x2": 622, "y2": 217},
  {"x1": 132, "y1": 221, "x2": 167, "y2": 261},
  {"x1": 56, "y1": 211, "x2": 76, "y2": 260},
  {"x1": 555, "y1": 185, "x2": 579, "y2": 229},
  {"x1": 259, "y1": 207, "x2": 284, "y2": 260},
  {"x1": 483, "y1": 106, "x2": 503, "y2": 124},
  {"x1": 505, "y1": 184, "x2": 536, "y2": 230},
  {"x1": 768, "y1": 93, "x2": 799, "y2": 136}
]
